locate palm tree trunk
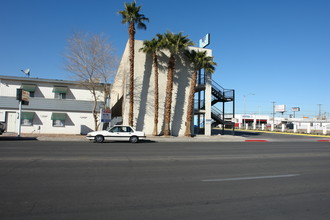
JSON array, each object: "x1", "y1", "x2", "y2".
[
  {"x1": 152, "y1": 53, "x2": 159, "y2": 136},
  {"x1": 184, "y1": 69, "x2": 198, "y2": 136},
  {"x1": 128, "y1": 23, "x2": 135, "y2": 127},
  {"x1": 163, "y1": 55, "x2": 175, "y2": 136}
]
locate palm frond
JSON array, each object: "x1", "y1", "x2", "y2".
[
  {"x1": 118, "y1": 1, "x2": 149, "y2": 29},
  {"x1": 184, "y1": 49, "x2": 217, "y2": 73}
]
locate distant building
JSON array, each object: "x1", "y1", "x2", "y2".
[
  {"x1": 232, "y1": 114, "x2": 270, "y2": 129},
  {"x1": 0, "y1": 75, "x2": 109, "y2": 134},
  {"x1": 233, "y1": 113, "x2": 330, "y2": 134}
]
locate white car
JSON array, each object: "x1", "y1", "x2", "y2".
[{"x1": 86, "y1": 125, "x2": 146, "y2": 143}]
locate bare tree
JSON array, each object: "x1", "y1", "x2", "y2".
[{"x1": 64, "y1": 32, "x2": 118, "y2": 131}]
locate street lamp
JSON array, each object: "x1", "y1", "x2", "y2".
[{"x1": 243, "y1": 93, "x2": 255, "y2": 129}]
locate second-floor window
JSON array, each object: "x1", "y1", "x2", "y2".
[
  {"x1": 54, "y1": 92, "x2": 66, "y2": 99},
  {"x1": 53, "y1": 86, "x2": 68, "y2": 99},
  {"x1": 21, "y1": 84, "x2": 36, "y2": 97}
]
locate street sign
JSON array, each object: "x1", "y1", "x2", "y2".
[
  {"x1": 101, "y1": 108, "x2": 111, "y2": 123},
  {"x1": 22, "y1": 90, "x2": 29, "y2": 102},
  {"x1": 16, "y1": 89, "x2": 29, "y2": 105}
]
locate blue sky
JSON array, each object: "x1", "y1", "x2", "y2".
[{"x1": 1, "y1": 0, "x2": 329, "y2": 117}]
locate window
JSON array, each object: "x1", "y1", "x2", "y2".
[
  {"x1": 21, "y1": 112, "x2": 35, "y2": 126},
  {"x1": 110, "y1": 126, "x2": 132, "y2": 132},
  {"x1": 53, "y1": 120, "x2": 65, "y2": 127},
  {"x1": 29, "y1": 91, "x2": 35, "y2": 97},
  {"x1": 122, "y1": 126, "x2": 133, "y2": 132},
  {"x1": 110, "y1": 126, "x2": 121, "y2": 132},
  {"x1": 54, "y1": 92, "x2": 66, "y2": 99},
  {"x1": 53, "y1": 86, "x2": 68, "y2": 99},
  {"x1": 22, "y1": 118, "x2": 33, "y2": 126},
  {"x1": 51, "y1": 113, "x2": 66, "y2": 127},
  {"x1": 21, "y1": 84, "x2": 36, "y2": 97}
]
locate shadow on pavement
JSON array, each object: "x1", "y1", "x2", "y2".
[
  {"x1": 139, "y1": 139, "x2": 157, "y2": 143},
  {"x1": 212, "y1": 129, "x2": 262, "y2": 137},
  {"x1": 90, "y1": 139, "x2": 157, "y2": 144},
  {"x1": 0, "y1": 136, "x2": 38, "y2": 141}
]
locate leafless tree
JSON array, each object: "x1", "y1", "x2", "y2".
[{"x1": 64, "y1": 32, "x2": 118, "y2": 131}]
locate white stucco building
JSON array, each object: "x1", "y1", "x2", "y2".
[
  {"x1": 0, "y1": 75, "x2": 108, "y2": 135},
  {"x1": 110, "y1": 40, "x2": 234, "y2": 136}
]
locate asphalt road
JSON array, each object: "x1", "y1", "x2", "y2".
[{"x1": 1, "y1": 141, "x2": 330, "y2": 219}]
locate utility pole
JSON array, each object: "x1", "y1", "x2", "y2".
[
  {"x1": 272, "y1": 101, "x2": 276, "y2": 129},
  {"x1": 243, "y1": 93, "x2": 255, "y2": 129},
  {"x1": 317, "y1": 104, "x2": 322, "y2": 119}
]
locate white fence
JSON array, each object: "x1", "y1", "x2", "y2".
[{"x1": 241, "y1": 121, "x2": 330, "y2": 135}]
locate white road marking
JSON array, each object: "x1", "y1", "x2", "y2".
[{"x1": 202, "y1": 174, "x2": 300, "y2": 182}]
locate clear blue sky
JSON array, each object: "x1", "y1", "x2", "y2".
[{"x1": 1, "y1": 0, "x2": 329, "y2": 118}]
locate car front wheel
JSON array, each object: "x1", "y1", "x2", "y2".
[
  {"x1": 95, "y1": 135, "x2": 104, "y2": 143},
  {"x1": 129, "y1": 136, "x2": 139, "y2": 143}
]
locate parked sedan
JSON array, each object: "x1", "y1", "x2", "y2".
[{"x1": 86, "y1": 125, "x2": 146, "y2": 143}]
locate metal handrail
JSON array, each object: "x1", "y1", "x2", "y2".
[
  {"x1": 212, "y1": 80, "x2": 234, "y2": 100},
  {"x1": 212, "y1": 106, "x2": 223, "y2": 118},
  {"x1": 223, "y1": 89, "x2": 234, "y2": 99},
  {"x1": 212, "y1": 80, "x2": 225, "y2": 93}
]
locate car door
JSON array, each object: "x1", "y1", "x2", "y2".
[
  {"x1": 119, "y1": 126, "x2": 133, "y2": 141},
  {"x1": 106, "y1": 126, "x2": 122, "y2": 141}
]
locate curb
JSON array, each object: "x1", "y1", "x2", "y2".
[{"x1": 233, "y1": 129, "x2": 330, "y2": 138}]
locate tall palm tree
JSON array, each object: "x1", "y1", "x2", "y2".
[
  {"x1": 184, "y1": 50, "x2": 217, "y2": 137},
  {"x1": 140, "y1": 36, "x2": 162, "y2": 135},
  {"x1": 118, "y1": 1, "x2": 149, "y2": 126},
  {"x1": 161, "y1": 32, "x2": 194, "y2": 136}
]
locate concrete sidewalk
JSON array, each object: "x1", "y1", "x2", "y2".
[{"x1": 0, "y1": 133, "x2": 246, "y2": 142}]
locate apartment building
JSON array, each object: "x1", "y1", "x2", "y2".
[{"x1": 0, "y1": 75, "x2": 108, "y2": 135}]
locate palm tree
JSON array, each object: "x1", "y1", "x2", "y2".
[
  {"x1": 140, "y1": 36, "x2": 162, "y2": 135},
  {"x1": 184, "y1": 50, "x2": 217, "y2": 137},
  {"x1": 161, "y1": 32, "x2": 194, "y2": 136},
  {"x1": 118, "y1": 1, "x2": 149, "y2": 126}
]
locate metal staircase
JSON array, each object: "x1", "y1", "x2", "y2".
[
  {"x1": 194, "y1": 74, "x2": 235, "y2": 134},
  {"x1": 211, "y1": 106, "x2": 224, "y2": 125},
  {"x1": 211, "y1": 80, "x2": 234, "y2": 104}
]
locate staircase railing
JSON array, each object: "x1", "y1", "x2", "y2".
[
  {"x1": 211, "y1": 106, "x2": 223, "y2": 123},
  {"x1": 212, "y1": 79, "x2": 235, "y2": 101}
]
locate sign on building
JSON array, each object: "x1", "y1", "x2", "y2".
[{"x1": 199, "y1": 33, "x2": 210, "y2": 48}]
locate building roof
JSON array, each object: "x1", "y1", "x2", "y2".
[{"x1": 0, "y1": 75, "x2": 109, "y2": 86}]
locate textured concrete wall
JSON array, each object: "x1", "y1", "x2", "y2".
[{"x1": 111, "y1": 40, "x2": 212, "y2": 136}]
